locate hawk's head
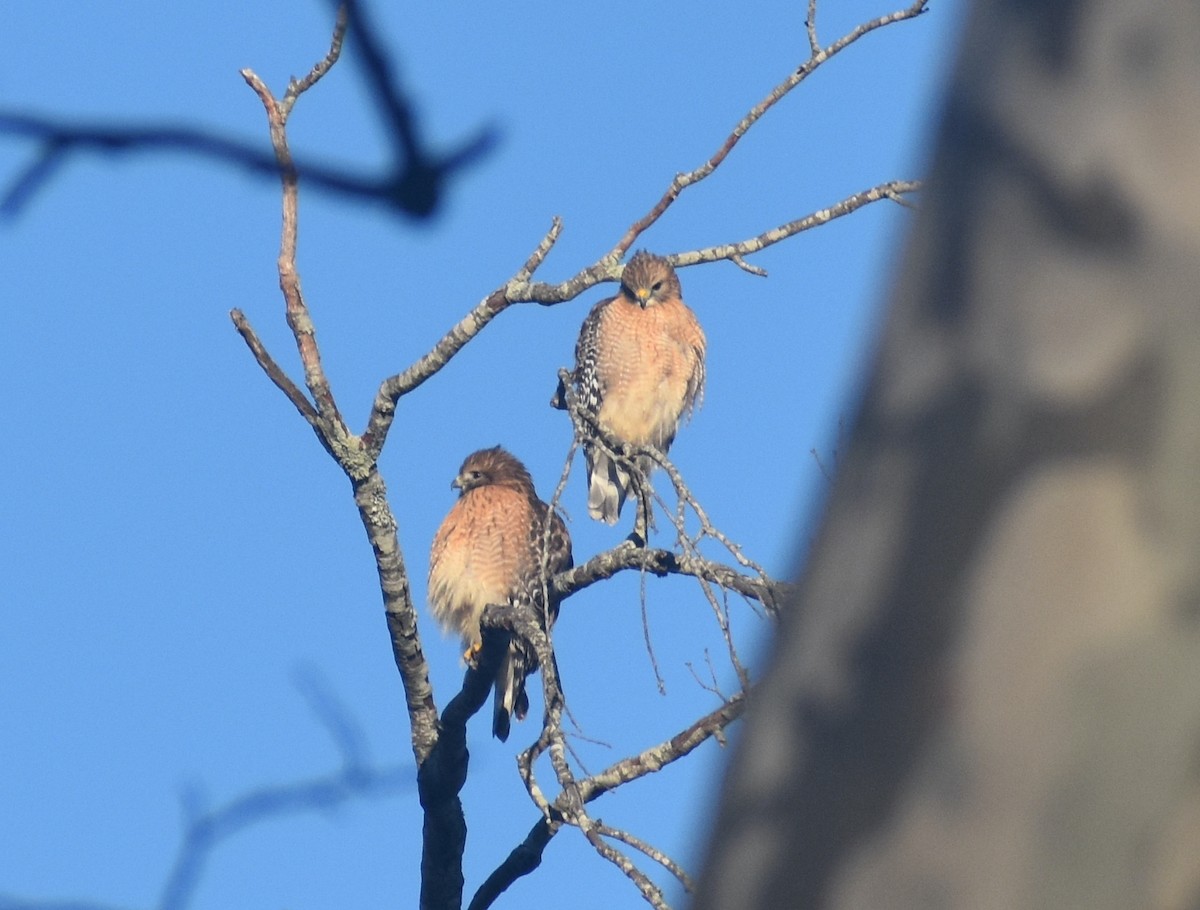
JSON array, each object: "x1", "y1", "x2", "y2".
[
  {"x1": 620, "y1": 250, "x2": 681, "y2": 309},
  {"x1": 451, "y1": 446, "x2": 536, "y2": 496}
]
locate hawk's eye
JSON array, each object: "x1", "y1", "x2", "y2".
[{"x1": 651, "y1": 280, "x2": 663, "y2": 293}]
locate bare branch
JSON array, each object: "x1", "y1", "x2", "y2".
[
  {"x1": 577, "y1": 692, "x2": 746, "y2": 804},
  {"x1": 672, "y1": 179, "x2": 921, "y2": 269},
  {"x1": 729, "y1": 254, "x2": 768, "y2": 277},
  {"x1": 0, "y1": 1, "x2": 946, "y2": 908},
  {"x1": 513, "y1": 216, "x2": 564, "y2": 283},
  {"x1": 46, "y1": 4, "x2": 935, "y2": 907},
  {"x1": 811, "y1": 447, "x2": 834, "y2": 484},
  {"x1": 281, "y1": 4, "x2": 349, "y2": 118},
  {"x1": 639, "y1": 570, "x2": 667, "y2": 695},
  {"x1": 339, "y1": 0, "x2": 498, "y2": 216},
  {"x1": 584, "y1": 827, "x2": 670, "y2": 910},
  {"x1": 555, "y1": 541, "x2": 779, "y2": 608},
  {"x1": 467, "y1": 818, "x2": 554, "y2": 910},
  {"x1": 685, "y1": 651, "x2": 729, "y2": 702},
  {"x1": 0, "y1": 135, "x2": 69, "y2": 217},
  {"x1": 607, "y1": 0, "x2": 929, "y2": 256},
  {"x1": 0, "y1": 116, "x2": 284, "y2": 217},
  {"x1": 338, "y1": 0, "x2": 420, "y2": 160},
  {"x1": 362, "y1": 285, "x2": 506, "y2": 454},
  {"x1": 506, "y1": 259, "x2": 625, "y2": 305},
  {"x1": 641, "y1": 444, "x2": 773, "y2": 584},
  {"x1": 498, "y1": 683, "x2": 747, "y2": 908},
  {"x1": 806, "y1": 0, "x2": 821, "y2": 56},
  {"x1": 361, "y1": 217, "x2": 566, "y2": 457},
  {"x1": 229, "y1": 308, "x2": 320, "y2": 428},
  {"x1": 354, "y1": 470, "x2": 439, "y2": 761},
  {"x1": 239, "y1": 68, "x2": 351, "y2": 443},
  {"x1": 594, "y1": 822, "x2": 696, "y2": 894}
]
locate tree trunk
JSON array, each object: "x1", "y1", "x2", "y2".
[{"x1": 696, "y1": 1, "x2": 1200, "y2": 907}]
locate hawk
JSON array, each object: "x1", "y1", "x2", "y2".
[
  {"x1": 556, "y1": 250, "x2": 707, "y2": 527},
  {"x1": 428, "y1": 446, "x2": 573, "y2": 741}
]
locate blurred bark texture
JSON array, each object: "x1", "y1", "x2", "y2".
[{"x1": 695, "y1": 1, "x2": 1200, "y2": 908}]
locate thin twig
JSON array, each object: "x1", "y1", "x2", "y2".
[
  {"x1": 639, "y1": 570, "x2": 666, "y2": 694},
  {"x1": 671, "y1": 179, "x2": 921, "y2": 269},
  {"x1": 594, "y1": 821, "x2": 696, "y2": 893},
  {"x1": 806, "y1": 0, "x2": 821, "y2": 56},
  {"x1": 281, "y1": 4, "x2": 349, "y2": 117},
  {"x1": 607, "y1": 0, "x2": 929, "y2": 256},
  {"x1": 577, "y1": 692, "x2": 746, "y2": 804},
  {"x1": 684, "y1": 650, "x2": 728, "y2": 702},
  {"x1": 729, "y1": 253, "x2": 768, "y2": 277},
  {"x1": 584, "y1": 827, "x2": 669, "y2": 910},
  {"x1": 229, "y1": 308, "x2": 320, "y2": 428},
  {"x1": 239, "y1": 69, "x2": 350, "y2": 446},
  {"x1": 554, "y1": 538, "x2": 779, "y2": 608}
]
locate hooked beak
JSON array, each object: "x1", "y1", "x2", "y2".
[
  {"x1": 450, "y1": 475, "x2": 463, "y2": 492},
  {"x1": 634, "y1": 287, "x2": 651, "y2": 308}
]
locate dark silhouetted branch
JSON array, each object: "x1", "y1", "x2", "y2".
[
  {"x1": 0, "y1": 677, "x2": 406, "y2": 910},
  {"x1": 0, "y1": 2, "x2": 493, "y2": 219},
  {"x1": 466, "y1": 819, "x2": 553, "y2": 910},
  {"x1": 418, "y1": 622, "x2": 509, "y2": 910}
]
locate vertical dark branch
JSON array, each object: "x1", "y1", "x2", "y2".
[{"x1": 416, "y1": 632, "x2": 503, "y2": 910}]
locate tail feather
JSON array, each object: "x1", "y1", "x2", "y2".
[
  {"x1": 493, "y1": 646, "x2": 527, "y2": 742},
  {"x1": 585, "y1": 448, "x2": 630, "y2": 524}
]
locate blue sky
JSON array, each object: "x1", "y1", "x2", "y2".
[{"x1": 1, "y1": 2, "x2": 963, "y2": 907}]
